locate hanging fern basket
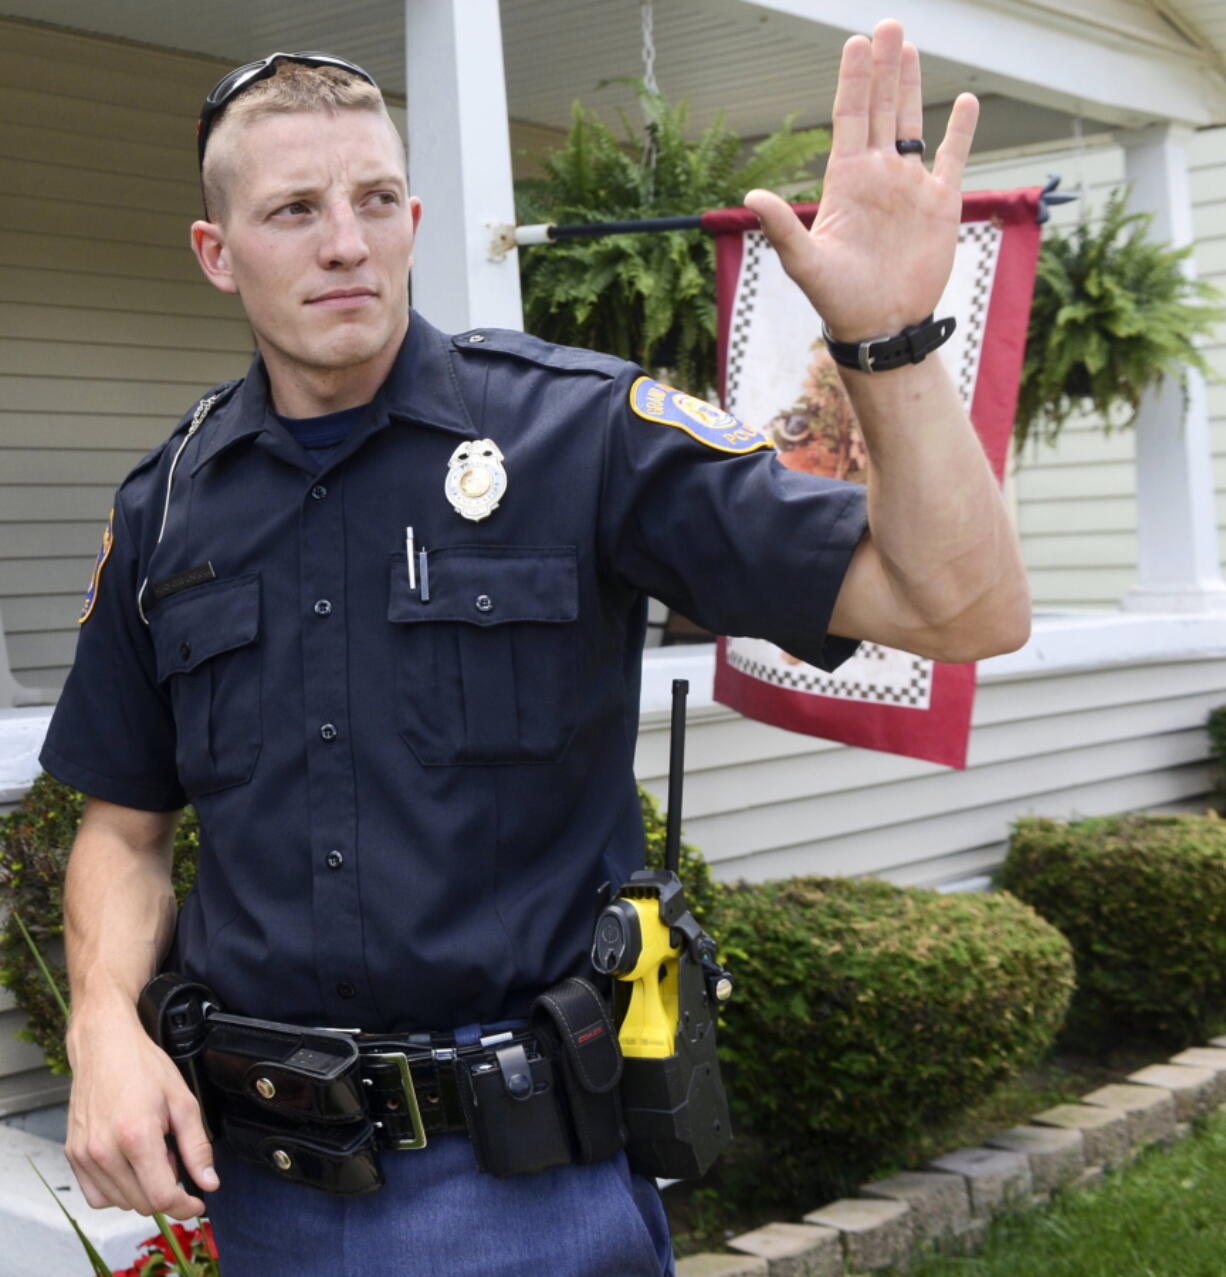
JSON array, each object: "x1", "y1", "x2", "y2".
[{"x1": 1015, "y1": 188, "x2": 1226, "y2": 452}]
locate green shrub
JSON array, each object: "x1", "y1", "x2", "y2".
[
  {"x1": 0, "y1": 773, "x2": 202, "y2": 1073},
  {"x1": 999, "y1": 814, "x2": 1226, "y2": 1050},
  {"x1": 707, "y1": 875, "x2": 1074, "y2": 1208}
]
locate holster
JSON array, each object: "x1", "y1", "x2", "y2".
[
  {"x1": 137, "y1": 972, "x2": 221, "y2": 1199},
  {"x1": 138, "y1": 973, "x2": 383, "y2": 1195}
]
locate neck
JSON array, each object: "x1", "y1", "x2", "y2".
[{"x1": 261, "y1": 312, "x2": 410, "y2": 418}]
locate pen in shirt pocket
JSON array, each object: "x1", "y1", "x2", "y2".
[{"x1": 405, "y1": 526, "x2": 417, "y2": 591}]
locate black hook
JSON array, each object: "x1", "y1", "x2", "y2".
[{"x1": 1037, "y1": 173, "x2": 1079, "y2": 224}]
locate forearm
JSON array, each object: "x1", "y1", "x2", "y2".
[
  {"x1": 64, "y1": 800, "x2": 180, "y2": 1055},
  {"x1": 840, "y1": 354, "x2": 1030, "y2": 657}
]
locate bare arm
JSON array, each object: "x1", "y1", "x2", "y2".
[
  {"x1": 63, "y1": 797, "x2": 219, "y2": 1218},
  {"x1": 746, "y1": 21, "x2": 1030, "y2": 663},
  {"x1": 826, "y1": 356, "x2": 1030, "y2": 662}
]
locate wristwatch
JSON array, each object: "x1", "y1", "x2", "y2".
[{"x1": 822, "y1": 313, "x2": 957, "y2": 374}]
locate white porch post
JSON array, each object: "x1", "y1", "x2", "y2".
[
  {"x1": 1119, "y1": 123, "x2": 1226, "y2": 613},
  {"x1": 403, "y1": 0, "x2": 523, "y2": 332}
]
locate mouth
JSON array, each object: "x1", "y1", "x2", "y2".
[{"x1": 306, "y1": 288, "x2": 378, "y2": 310}]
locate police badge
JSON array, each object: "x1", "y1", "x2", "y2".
[{"x1": 445, "y1": 439, "x2": 507, "y2": 521}]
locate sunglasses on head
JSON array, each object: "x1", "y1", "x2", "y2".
[{"x1": 196, "y1": 51, "x2": 378, "y2": 169}]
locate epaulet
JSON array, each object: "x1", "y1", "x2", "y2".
[
  {"x1": 451, "y1": 328, "x2": 628, "y2": 380},
  {"x1": 120, "y1": 378, "x2": 244, "y2": 486}
]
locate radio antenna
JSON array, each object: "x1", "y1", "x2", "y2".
[{"x1": 665, "y1": 679, "x2": 688, "y2": 876}]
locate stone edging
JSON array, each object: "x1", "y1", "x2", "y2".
[{"x1": 676, "y1": 1036, "x2": 1226, "y2": 1276}]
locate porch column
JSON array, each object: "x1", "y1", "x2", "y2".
[
  {"x1": 403, "y1": 0, "x2": 523, "y2": 332},
  {"x1": 1119, "y1": 123, "x2": 1226, "y2": 613}
]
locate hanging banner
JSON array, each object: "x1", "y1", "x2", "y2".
[{"x1": 702, "y1": 189, "x2": 1042, "y2": 769}]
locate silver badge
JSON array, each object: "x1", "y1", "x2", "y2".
[{"x1": 445, "y1": 439, "x2": 507, "y2": 522}]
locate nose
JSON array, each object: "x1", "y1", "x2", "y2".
[{"x1": 318, "y1": 201, "x2": 369, "y2": 270}]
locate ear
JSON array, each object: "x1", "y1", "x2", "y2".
[
  {"x1": 406, "y1": 196, "x2": 424, "y2": 270},
  {"x1": 191, "y1": 219, "x2": 239, "y2": 295}
]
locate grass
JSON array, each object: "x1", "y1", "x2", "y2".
[{"x1": 909, "y1": 1109, "x2": 1226, "y2": 1277}]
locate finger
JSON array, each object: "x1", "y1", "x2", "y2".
[
  {"x1": 868, "y1": 19, "x2": 905, "y2": 151},
  {"x1": 897, "y1": 42, "x2": 923, "y2": 148},
  {"x1": 168, "y1": 1092, "x2": 220, "y2": 1196},
  {"x1": 743, "y1": 189, "x2": 818, "y2": 287},
  {"x1": 830, "y1": 34, "x2": 871, "y2": 157},
  {"x1": 126, "y1": 1128, "x2": 208, "y2": 1218},
  {"x1": 70, "y1": 1159, "x2": 124, "y2": 1213},
  {"x1": 933, "y1": 92, "x2": 980, "y2": 187},
  {"x1": 70, "y1": 1142, "x2": 136, "y2": 1212}
]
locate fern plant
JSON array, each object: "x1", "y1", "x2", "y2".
[
  {"x1": 1015, "y1": 188, "x2": 1226, "y2": 451},
  {"x1": 516, "y1": 85, "x2": 829, "y2": 394}
]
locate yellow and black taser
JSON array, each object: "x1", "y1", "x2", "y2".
[{"x1": 590, "y1": 680, "x2": 733, "y2": 1179}]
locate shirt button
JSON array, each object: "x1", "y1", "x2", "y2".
[
  {"x1": 326, "y1": 849, "x2": 344, "y2": 870},
  {"x1": 310, "y1": 484, "x2": 328, "y2": 500},
  {"x1": 319, "y1": 723, "x2": 338, "y2": 741},
  {"x1": 178, "y1": 641, "x2": 192, "y2": 661},
  {"x1": 314, "y1": 599, "x2": 333, "y2": 616},
  {"x1": 336, "y1": 981, "x2": 356, "y2": 999},
  {"x1": 475, "y1": 594, "x2": 493, "y2": 613}
]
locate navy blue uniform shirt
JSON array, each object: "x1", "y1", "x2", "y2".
[{"x1": 41, "y1": 311, "x2": 867, "y2": 1032}]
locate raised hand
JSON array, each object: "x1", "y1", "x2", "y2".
[{"x1": 744, "y1": 19, "x2": 978, "y2": 343}]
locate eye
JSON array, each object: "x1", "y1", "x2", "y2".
[
  {"x1": 365, "y1": 191, "x2": 399, "y2": 209},
  {"x1": 274, "y1": 200, "x2": 311, "y2": 218}
]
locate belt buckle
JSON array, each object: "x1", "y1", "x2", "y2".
[{"x1": 365, "y1": 1050, "x2": 428, "y2": 1150}]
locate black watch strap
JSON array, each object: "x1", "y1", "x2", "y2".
[{"x1": 822, "y1": 313, "x2": 957, "y2": 374}]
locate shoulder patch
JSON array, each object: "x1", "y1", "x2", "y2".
[
  {"x1": 628, "y1": 377, "x2": 771, "y2": 454},
  {"x1": 77, "y1": 509, "x2": 115, "y2": 625}
]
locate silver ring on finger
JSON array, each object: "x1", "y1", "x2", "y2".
[{"x1": 895, "y1": 138, "x2": 926, "y2": 156}]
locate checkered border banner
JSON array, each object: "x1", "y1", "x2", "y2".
[{"x1": 723, "y1": 640, "x2": 934, "y2": 709}]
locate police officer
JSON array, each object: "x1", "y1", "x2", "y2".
[{"x1": 42, "y1": 20, "x2": 1029, "y2": 1277}]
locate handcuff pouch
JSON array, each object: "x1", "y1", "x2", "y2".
[{"x1": 459, "y1": 1043, "x2": 572, "y2": 1178}]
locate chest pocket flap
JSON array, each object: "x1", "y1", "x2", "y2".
[
  {"x1": 387, "y1": 546, "x2": 577, "y2": 626},
  {"x1": 152, "y1": 574, "x2": 261, "y2": 680},
  {"x1": 148, "y1": 574, "x2": 262, "y2": 795},
  {"x1": 387, "y1": 547, "x2": 578, "y2": 766}
]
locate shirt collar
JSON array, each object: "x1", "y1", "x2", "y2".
[{"x1": 190, "y1": 309, "x2": 476, "y2": 475}]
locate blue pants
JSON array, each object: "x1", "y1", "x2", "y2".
[{"x1": 202, "y1": 1134, "x2": 675, "y2": 1276}]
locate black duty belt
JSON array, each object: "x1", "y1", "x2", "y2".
[{"x1": 140, "y1": 974, "x2": 627, "y2": 1195}]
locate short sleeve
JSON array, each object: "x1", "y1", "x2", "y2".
[
  {"x1": 39, "y1": 494, "x2": 186, "y2": 811},
  {"x1": 598, "y1": 368, "x2": 868, "y2": 671}
]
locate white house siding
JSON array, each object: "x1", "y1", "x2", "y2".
[
  {"x1": 0, "y1": 22, "x2": 253, "y2": 692},
  {"x1": 0, "y1": 982, "x2": 67, "y2": 1119},
  {"x1": 635, "y1": 652, "x2": 1226, "y2": 891},
  {"x1": 964, "y1": 125, "x2": 1226, "y2": 611}
]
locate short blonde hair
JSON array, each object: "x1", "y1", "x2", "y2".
[{"x1": 201, "y1": 61, "x2": 400, "y2": 221}]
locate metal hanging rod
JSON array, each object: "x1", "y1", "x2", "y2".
[{"x1": 503, "y1": 175, "x2": 1076, "y2": 256}]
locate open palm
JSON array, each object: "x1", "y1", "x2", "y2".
[{"x1": 745, "y1": 20, "x2": 978, "y2": 343}]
